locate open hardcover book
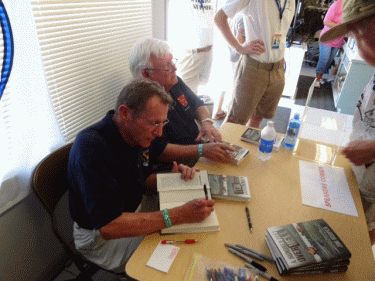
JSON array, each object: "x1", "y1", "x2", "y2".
[
  {"x1": 157, "y1": 170, "x2": 220, "y2": 234},
  {"x1": 208, "y1": 174, "x2": 250, "y2": 202}
]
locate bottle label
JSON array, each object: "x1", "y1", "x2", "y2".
[
  {"x1": 259, "y1": 138, "x2": 274, "y2": 153},
  {"x1": 287, "y1": 127, "x2": 299, "y2": 138}
]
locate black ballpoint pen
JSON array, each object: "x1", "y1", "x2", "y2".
[
  {"x1": 245, "y1": 206, "x2": 253, "y2": 232},
  {"x1": 204, "y1": 184, "x2": 208, "y2": 200}
]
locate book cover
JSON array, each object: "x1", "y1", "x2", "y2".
[
  {"x1": 240, "y1": 128, "x2": 284, "y2": 151},
  {"x1": 222, "y1": 141, "x2": 249, "y2": 165},
  {"x1": 266, "y1": 219, "x2": 351, "y2": 275},
  {"x1": 265, "y1": 234, "x2": 350, "y2": 275},
  {"x1": 157, "y1": 171, "x2": 220, "y2": 234},
  {"x1": 208, "y1": 174, "x2": 250, "y2": 202}
]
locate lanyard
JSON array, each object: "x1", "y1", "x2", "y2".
[{"x1": 275, "y1": 0, "x2": 288, "y2": 21}]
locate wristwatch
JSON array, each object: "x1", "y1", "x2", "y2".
[{"x1": 201, "y1": 118, "x2": 214, "y2": 124}]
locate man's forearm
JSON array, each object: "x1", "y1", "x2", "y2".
[
  {"x1": 215, "y1": 9, "x2": 242, "y2": 53},
  {"x1": 158, "y1": 143, "x2": 199, "y2": 162},
  {"x1": 100, "y1": 211, "x2": 166, "y2": 240},
  {"x1": 196, "y1": 106, "x2": 211, "y2": 124}
]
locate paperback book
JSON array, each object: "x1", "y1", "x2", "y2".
[
  {"x1": 208, "y1": 174, "x2": 250, "y2": 202},
  {"x1": 240, "y1": 128, "x2": 284, "y2": 151},
  {"x1": 265, "y1": 219, "x2": 351, "y2": 275},
  {"x1": 222, "y1": 141, "x2": 249, "y2": 165},
  {"x1": 157, "y1": 170, "x2": 220, "y2": 234}
]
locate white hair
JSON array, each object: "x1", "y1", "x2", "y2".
[{"x1": 129, "y1": 38, "x2": 172, "y2": 79}]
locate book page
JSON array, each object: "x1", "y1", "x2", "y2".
[
  {"x1": 157, "y1": 171, "x2": 209, "y2": 192},
  {"x1": 159, "y1": 189, "x2": 206, "y2": 206}
]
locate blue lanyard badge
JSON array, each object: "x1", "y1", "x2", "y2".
[{"x1": 275, "y1": 0, "x2": 288, "y2": 20}]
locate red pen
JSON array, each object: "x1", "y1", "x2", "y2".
[{"x1": 161, "y1": 239, "x2": 199, "y2": 244}]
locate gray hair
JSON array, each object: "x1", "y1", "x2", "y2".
[
  {"x1": 115, "y1": 79, "x2": 173, "y2": 117},
  {"x1": 129, "y1": 38, "x2": 172, "y2": 79}
]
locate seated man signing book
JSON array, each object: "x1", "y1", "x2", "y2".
[
  {"x1": 67, "y1": 79, "x2": 215, "y2": 274},
  {"x1": 128, "y1": 38, "x2": 234, "y2": 167}
]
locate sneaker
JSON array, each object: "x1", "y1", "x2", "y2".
[
  {"x1": 214, "y1": 111, "x2": 227, "y2": 120},
  {"x1": 314, "y1": 81, "x2": 321, "y2": 89}
]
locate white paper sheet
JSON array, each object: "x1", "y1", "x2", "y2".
[
  {"x1": 146, "y1": 242, "x2": 180, "y2": 273},
  {"x1": 299, "y1": 160, "x2": 358, "y2": 217}
]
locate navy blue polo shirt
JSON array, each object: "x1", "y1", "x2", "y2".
[
  {"x1": 150, "y1": 77, "x2": 204, "y2": 159},
  {"x1": 68, "y1": 111, "x2": 151, "y2": 230}
]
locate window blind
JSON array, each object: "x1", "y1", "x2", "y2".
[{"x1": 31, "y1": 0, "x2": 152, "y2": 143}]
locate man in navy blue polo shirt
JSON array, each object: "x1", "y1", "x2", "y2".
[
  {"x1": 129, "y1": 38, "x2": 235, "y2": 167},
  {"x1": 68, "y1": 79, "x2": 216, "y2": 273}
]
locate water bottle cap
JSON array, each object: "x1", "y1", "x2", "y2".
[
  {"x1": 267, "y1": 121, "x2": 274, "y2": 127},
  {"x1": 294, "y1": 113, "x2": 300, "y2": 120}
]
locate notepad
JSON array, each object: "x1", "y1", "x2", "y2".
[{"x1": 146, "y1": 242, "x2": 180, "y2": 273}]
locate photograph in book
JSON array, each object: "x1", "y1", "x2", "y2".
[
  {"x1": 208, "y1": 174, "x2": 250, "y2": 202},
  {"x1": 267, "y1": 219, "x2": 351, "y2": 270}
]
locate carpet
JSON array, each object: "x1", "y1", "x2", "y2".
[
  {"x1": 260, "y1": 106, "x2": 292, "y2": 134},
  {"x1": 294, "y1": 75, "x2": 336, "y2": 112}
]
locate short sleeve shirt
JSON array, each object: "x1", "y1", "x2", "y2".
[
  {"x1": 68, "y1": 111, "x2": 151, "y2": 230},
  {"x1": 320, "y1": 0, "x2": 345, "y2": 48},
  {"x1": 350, "y1": 75, "x2": 375, "y2": 143},
  {"x1": 222, "y1": 0, "x2": 295, "y2": 63},
  {"x1": 149, "y1": 77, "x2": 204, "y2": 159}
]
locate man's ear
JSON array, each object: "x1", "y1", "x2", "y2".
[
  {"x1": 118, "y1": 104, "x2": 133, "y2": 121},
  {"x1": 142, "y1": 69, "x2": 151, "y2": 79}
]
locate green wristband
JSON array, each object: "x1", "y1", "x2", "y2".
[
  {"x1": 162, "y1": 209, "x2": 172, "y2": 228},
  {"x1": 198, "y1": 143, "x2": 204, "y2": 157}
]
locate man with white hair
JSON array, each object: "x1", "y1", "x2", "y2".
[
  {"x1": 321, "y1": 0, "x2": 375, "y2": 245},
  {"x1": 129, "y1": 38, "x2": 234, "y2": 167}
]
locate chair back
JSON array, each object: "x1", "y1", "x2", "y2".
[
  {"x1": 31, "y1": 142, "x2": 133, "y2": 280},
  {"x1": 32, "y1": 143, "x2": 73, "y2": 215}
]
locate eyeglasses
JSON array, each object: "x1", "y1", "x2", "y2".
[
  {"x1": 144, "y1": 58, "x2": 178, "y2": 73},
  {"x1": 140, "y1": 116, "x2": 169, "y2": 130}
]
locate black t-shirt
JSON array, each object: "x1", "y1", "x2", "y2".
[
  {"x1": 149, "y1": 77, "x2": 204, "y2": 160},
  {"x1": 68, "y1": 111, "x2": 152, "y2": 230}
]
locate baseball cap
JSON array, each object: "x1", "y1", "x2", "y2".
[{"x1": 320, "y1": 0, "x2": 375, "y2": 43}]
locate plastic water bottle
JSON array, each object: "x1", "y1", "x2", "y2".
[
  {"x1": 258, "y1": 121, "x2": 276, "y2": 161},
  {"x1": 284, "y1": 113, "x2": 301, "y2": 149}
]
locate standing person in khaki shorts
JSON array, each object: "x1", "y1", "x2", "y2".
[
  {"x1": 167, "y1": 0, "x2": 217, "y2": 95},
  {"x1": 215, "y1": 0, "x2": 295, "y2": 128}
]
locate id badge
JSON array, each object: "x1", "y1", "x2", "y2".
[{"x1": 272, "y1": 34, "x2": 282, "y2": 49}]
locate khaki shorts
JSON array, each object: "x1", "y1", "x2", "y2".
[{"x1": 226, "y1": 55, "x2": 285, "y2": 125}]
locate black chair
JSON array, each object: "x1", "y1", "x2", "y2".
[{"x1": 31, "y1": 143, "x2": 133, "y2": 281}]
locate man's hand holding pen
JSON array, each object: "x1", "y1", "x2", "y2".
[{"x1": 172, "y1": 198, "x2": 215, "y2": 225}]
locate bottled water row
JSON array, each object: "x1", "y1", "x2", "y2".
[{"x1": 257, "y1": 113, "x2": 300, "y2": 161}]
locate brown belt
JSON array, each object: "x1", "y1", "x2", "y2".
[
  {"x1": 185, "y1": 45, "x2": 213, "y2": 54},
  {"x1": 247, "y1": 56, "x2": 284, "y2": 71}
]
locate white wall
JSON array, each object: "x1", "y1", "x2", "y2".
[{"x1": 152, "y1": 0, "x2": 167, "y2": 40}]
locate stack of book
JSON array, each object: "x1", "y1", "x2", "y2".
[{"x1": 265, "y1": 219, "x2": 351, "y2": 276}]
